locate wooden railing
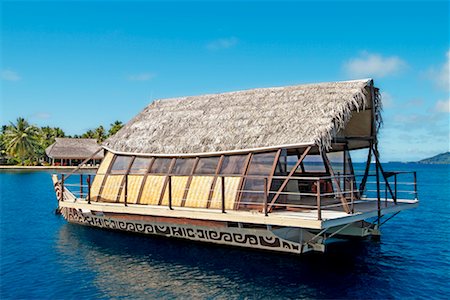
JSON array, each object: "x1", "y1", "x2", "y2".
[{"x1": 56, "y1": 170, "x2": 418, "y2": 221}]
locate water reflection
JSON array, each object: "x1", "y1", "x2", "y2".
[{"x1": 56, "y1": 223, "x2": 405, "y2": 299}]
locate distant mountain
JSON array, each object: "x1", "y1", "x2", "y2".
[{"x1": 418, "y1": 152, "x2": 450, "y2": 164}]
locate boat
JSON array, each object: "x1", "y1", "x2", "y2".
[{"x1": 52, "y1": 79, "x2": 419, "y2": 254}]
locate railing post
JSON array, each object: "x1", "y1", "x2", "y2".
[
  {"x1": 221, "y1": 176, "x2": 225, "y2": 213},
  {"x1": 80, "y1": 174, "x2": 83, "y2": 199},
  {"x1": 168, "y1": 175, "x2": 173, "y2": 210},
  {"x1": 375, "y1": 159, "x2": 381, "y2": 226},
  {"x1": 413, "y1": 171, "x2": 418, "y2": 200},
  {"x1": 61, "y1": 174, "x2": 65, "y2": 202},
  {"x1": 337, "y1": 171, "x2": 341, "y2": 190},
  {"x1": 316, "y1": 179, "x2": 322, "y2": 221},
  {"x1": 263, "y1": 178, "x2": 268, "y2": 216},
  {"x1": 385, "y1": 181, "x2": 387, "y2": 207},
  {"x1": 87, "y1": 175, "x2": 91, "y2": 204},
  {"x1": 124, "y1": 174, "x2": 128, "y2": 206},
  {"x1": 350, "y1": 178, "x2": 354, "y2": 214},
  {"x1": 394, "y1": 173, "x2": 397, "y2": 203}
]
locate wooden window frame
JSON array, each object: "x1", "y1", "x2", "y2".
[
  {"x1": 157, "y1": 158, "x2": 176, "y2": 205},
  {"x1": 135, "y1": 157, "x2": 155, "y2": 204},
  {"x1": 268, "y1": 146, "x2": 312, "y2": 211},
  {"x1": 234, "y1": 153, "x2": 253, "y2": 209},
  {"x1": 181, "y1": 157, "x2": 200, "y2": 207},
  {"x1": 97, "y1": 154, "x2": 118, "y2": 202},
  {"x1": 206, "y1": 155, "x2": 225, "y2": 208},
  {"x1": 115, "y1": 155, "x2": 136, "y2": 203}
]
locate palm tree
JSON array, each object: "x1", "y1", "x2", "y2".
[
  {"x1": 81, "y1": 129, "x2": 95, "y2": 139},
  {"x1": 108, "y1": 120, "x2": 123, "y2": 137},
  {"x1": 93, "y1": 126, "x2": 106, "y2": 143},
  {"x1": 3, "y1": 117, "x2": 40, "y2": 164},
  {"x1": 40, "y1": 126, "x2": 66, "y2": 149}
]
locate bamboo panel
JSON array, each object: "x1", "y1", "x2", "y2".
[
  {"x1": 117, "y1": 175, "x2": 144, "y2": 204},
  {"x1": 160, "y1": 176, "x2": 189, "y2": 207},
  {"x1": 210, "y1": 177, "x2": 240, "y2": 210},
  {"x1": 184, "y1": 176, "x2": 214, "y2": 208},
  {"x1": 97, "y1": 152, "x2": 114, "y2": 175},
  {"x1": 90, "y1": 174, "x2": 104, "y2": 201},
  {"x1": 140, "y1": 176, "x2": 166, "y2": 205},
  {"x1": 100, "y1": 175, "x2": 123, "y2": 202}
]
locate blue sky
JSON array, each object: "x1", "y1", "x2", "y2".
[{"x1": 1, "y1": 0, "x2": 449, "y2": 162}]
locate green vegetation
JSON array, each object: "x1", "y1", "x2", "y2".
[
  {"x1": 418, "y1": 152, "x2": 450, "y2": 164},
  {"x1": 0, "y1": 117, "x2": 123, "y2": 165}
]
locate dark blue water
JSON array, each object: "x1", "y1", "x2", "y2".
[{"x1": 1, "y1": 164, "x2": 449, "y2": 299}]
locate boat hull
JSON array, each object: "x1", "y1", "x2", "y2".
[{"x1": 60, "y1": 207, "x2": 314, "y2": 254}]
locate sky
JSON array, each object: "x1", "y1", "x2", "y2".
[{"x1": 1, "y1": 0, "x2": 449, "y2": 162}]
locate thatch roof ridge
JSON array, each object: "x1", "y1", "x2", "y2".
[
  {"x1": 152, "y1": 78, "x2": 373, "y2": 104},
  {"x1": 104, "y1": 79, "x2": 380, "y2": 155}
]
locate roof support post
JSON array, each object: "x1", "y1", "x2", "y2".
[
  {"x1": 158, "y1": 158, "x2": 176, "y2": 205},
  {"x1": 359, "y1": 144, "x2": 373, "y2": 195},
  {"x1": 268, "y1": 146, "x2": 311, "y2": 211},
  {"x1": 322, "y1": 151, "x2": 350, "y2": 213},
  {"x1": 207, "y1": 155, "x2": 224, "y2": 208},
  {"x1": 372, "y1": 144, "x2": 397, "y2": 204}
]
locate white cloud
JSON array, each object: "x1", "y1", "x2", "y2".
[
  {"x1": 1, "y1": 69, "x2": 21, "y2": 81},
  {"x1": 427, "y1": 50, "x2": 450, "y2": 91},
  {"x1": 381, "y1": 91, "x2": 394, "y2": 108},
  {"x1": 206, "y1": 37, "x2": 238, "y2": 50},
  {"x1": 344, "y1": 52, "x2": 407, "y2": 78},
  {"x1": 127, "y1": 73, "x2": 155, "y2": 81},
  {"x1": 32, "y1": 112, "x2": 52, "y2": 120},
  {"x1": 434, "y1": 98, "x2": 450, "y2": 113}
]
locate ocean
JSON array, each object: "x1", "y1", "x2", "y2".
[{"x1": 1, "y1": 163, "x2": 449, "y2": 299}]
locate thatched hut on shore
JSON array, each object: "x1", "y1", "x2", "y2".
[{"x1": 45, "y1": 138, "x2": 103, "y2": 166}]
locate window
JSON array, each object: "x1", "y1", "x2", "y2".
[
  {"x1": 219, "y1": 155, "x2": 248, "y2": 175},
  {"x1": 241, "y1": 152, "x2": 276, "y2": 205},
  {"x1": 110, "y1": 156, "x2": 133, "y2": 174},
  {"x1": 247, "y1": 152, "x2": 276, "y2": 175},
  {"x1": 171, "y1": 158, "x2": 196, "y2": 175},
  {"x1": 302, "y1": 155, "x2": 327, "y2": 173},
  {"x1": 149, "y1": 158, "x2": 172, "y2": 174},
  {"x1": 194, "y1": 157, "x2": 220, "y2": 175},
  {"x1": 129, "y1": 157, "x2": 152, "y2": 174}
]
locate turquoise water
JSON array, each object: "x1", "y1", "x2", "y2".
[{"x1": 1, "y1": 163, "x2": 449, "y2": 299}]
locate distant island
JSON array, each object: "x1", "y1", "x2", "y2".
[{"x1": 418, "y1": 152, "x2": 450, "y2": 164}]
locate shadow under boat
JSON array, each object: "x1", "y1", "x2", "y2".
[{"x1": 56, "y1": 222, "x2": 405, "y2": 298}]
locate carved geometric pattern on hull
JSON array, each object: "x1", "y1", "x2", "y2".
[{"x1": 61, "y1": 207, "x2": 303, "y2": 254}]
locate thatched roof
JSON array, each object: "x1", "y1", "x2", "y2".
[
  {"x1": 103, "y1": 79, "x2": 381, "y2": 155},
  {"x1": 46, "y1": 138, "x2": 104, "y2": 159}
]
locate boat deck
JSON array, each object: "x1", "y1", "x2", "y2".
[{"x1": 59, "y1": 192, "x2": 418, "y2": 230}]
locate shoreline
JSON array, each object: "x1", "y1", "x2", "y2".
[{"x1": 0, "y1": 165, "x2": 98, "y2": 171}]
